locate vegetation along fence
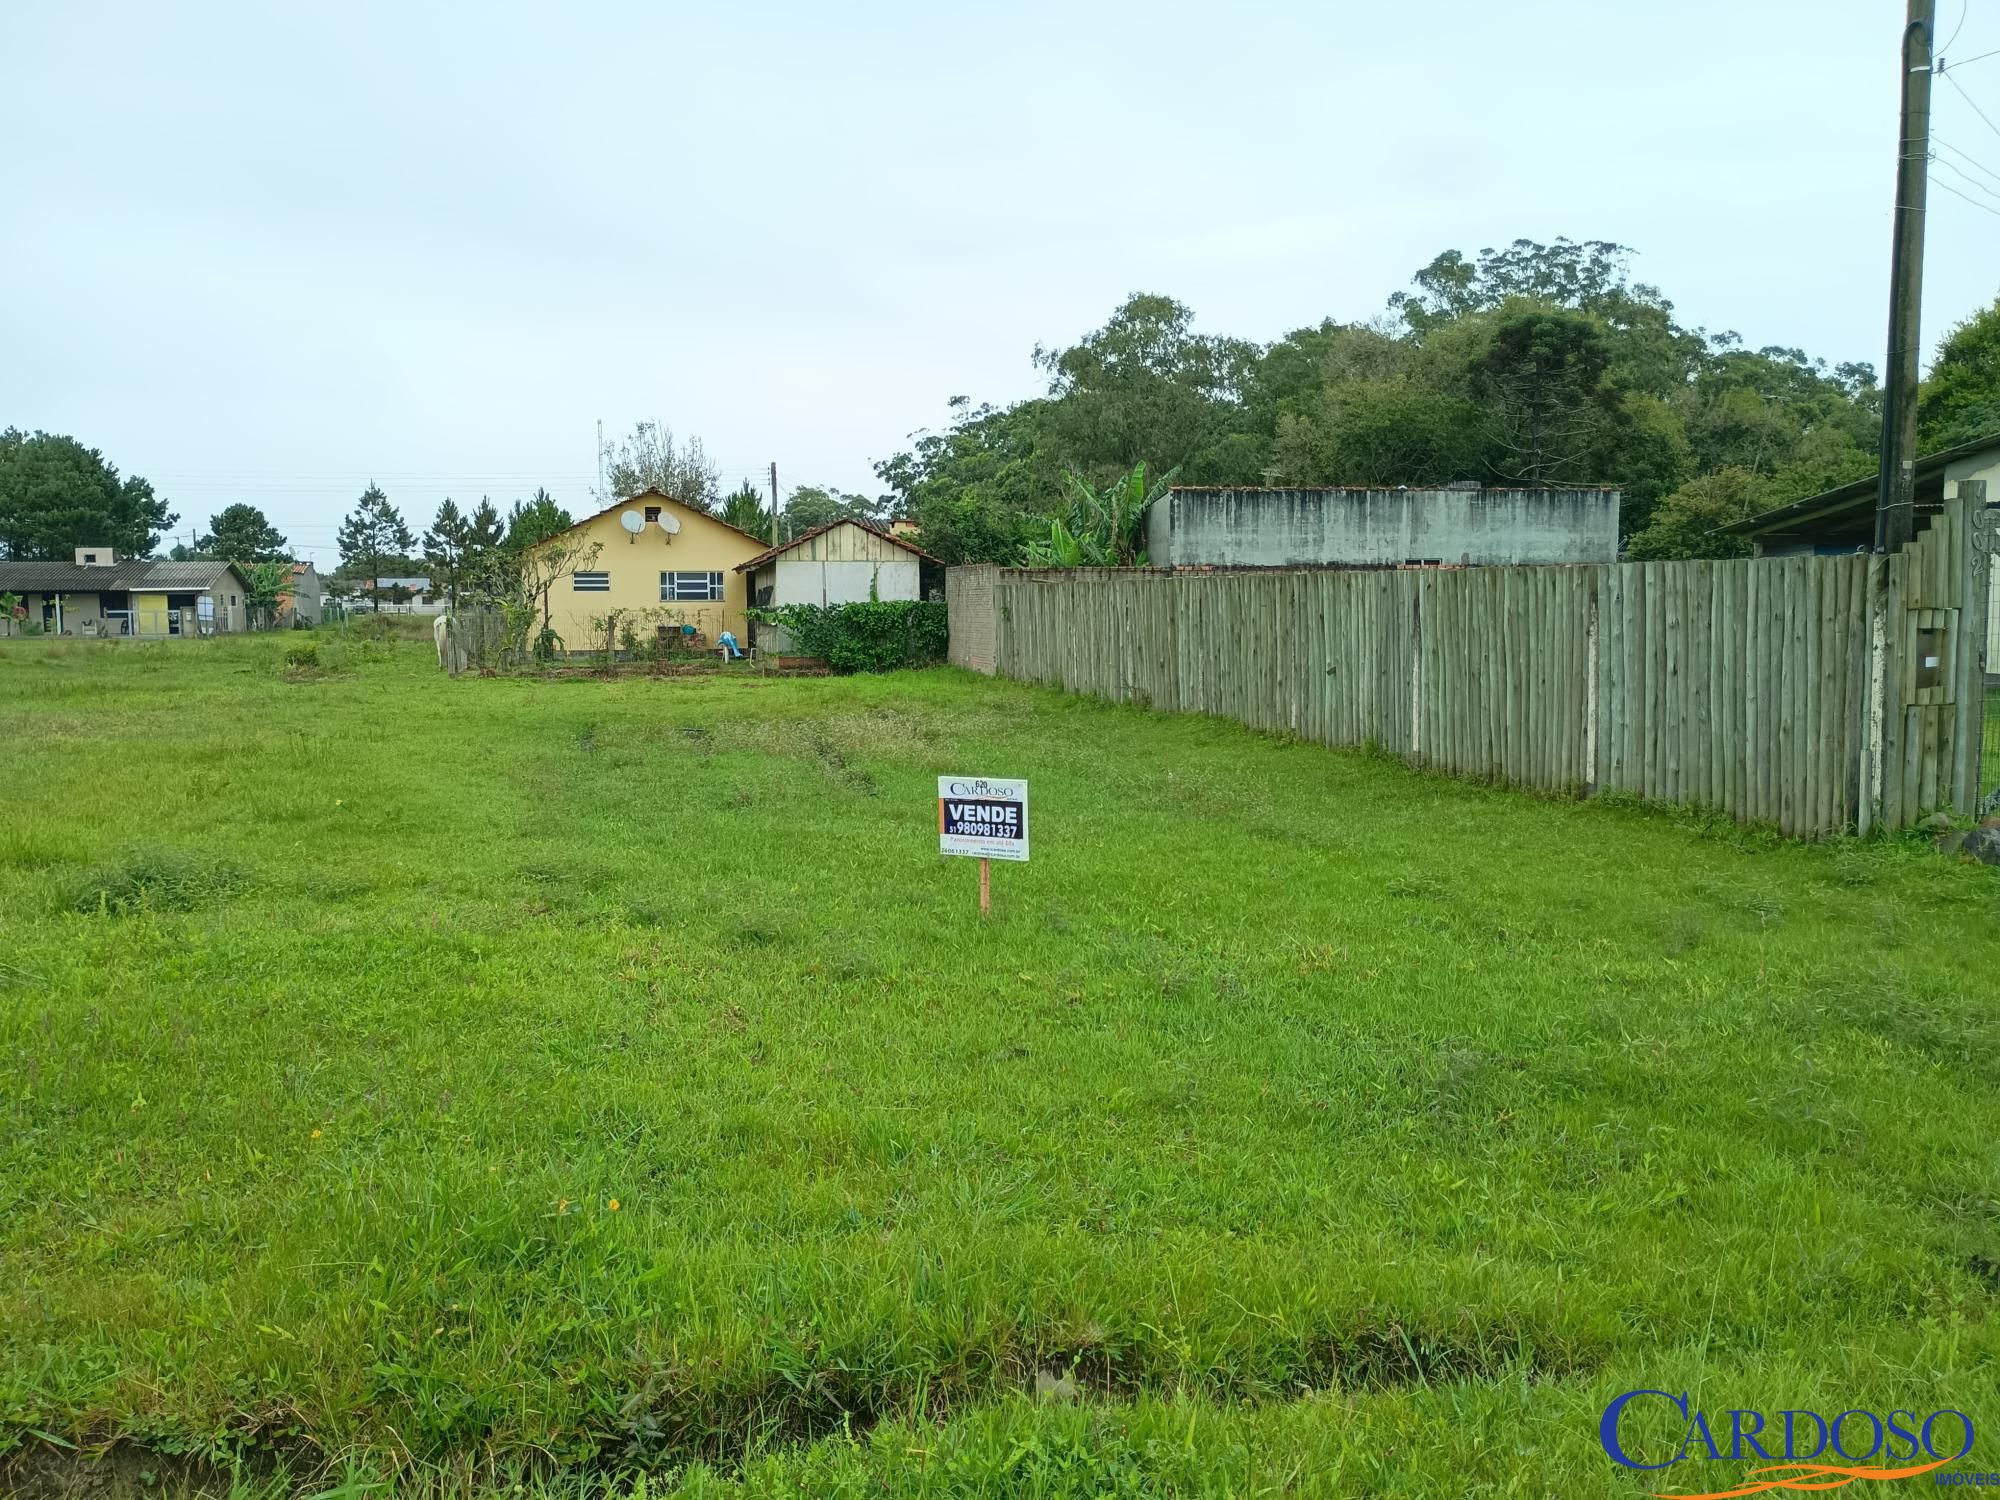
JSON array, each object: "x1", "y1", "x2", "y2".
[{"x1": 959, "y1": 484, "x2": 1993, "y2": 838}]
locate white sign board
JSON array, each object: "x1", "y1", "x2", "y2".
[{"x1": 938, "y1": 776, "x2": 1029, "y2": 862}]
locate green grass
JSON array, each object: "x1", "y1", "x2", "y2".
[{"x1": 2, "y1": 632, "x2": 1998, "y2": 1498}]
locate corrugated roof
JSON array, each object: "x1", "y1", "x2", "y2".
[
  {"x1": 0, "y1": 560, "x2": 152, "y2": 590},
  {"x1": 140, "y1": 561, "x2": 248, "y2": 589},
  {"x1": 734, "y1": 518, "x2": 942, "y2": 572},
  {"x1": 1714, "y1": 431, "x2": 2000, "y2": 537},
  {"x1": 0, "y1": 559, "x2": 248, "y2": 592}
]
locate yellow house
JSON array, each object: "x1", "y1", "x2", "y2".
[{"x1": 536, "y1": 489, "x2": 770, "y2": 652}]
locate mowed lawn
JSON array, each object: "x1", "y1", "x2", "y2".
[{"x1": 3, "y1": 630, "x2": 1999, "y2": 1498}]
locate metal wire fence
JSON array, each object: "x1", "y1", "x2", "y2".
[
  {"x1": 1982, "y1": 683, "x2": 1999, "y2": 814},
  {"x1": 1979, "y1": 494, "x2": 1999, "y2": 814}
]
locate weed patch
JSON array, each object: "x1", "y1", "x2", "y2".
[{"x1": 68, "y1": 848, "x2": 249, "y2": 915}]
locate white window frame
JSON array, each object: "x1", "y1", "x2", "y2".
[
  {"x1": 572, "y1": 571, "x2": 611, "y2": 592},
  {"x1": 660, "y1": 570, "x2": 725, "y2": 602}
]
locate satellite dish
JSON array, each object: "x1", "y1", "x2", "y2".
[
  {"x1": 619, "y1": 510, "x2": 644, "y2": 534},
  {"x1": 658, "y1": 513, "x2": 681, "y2": 535}
]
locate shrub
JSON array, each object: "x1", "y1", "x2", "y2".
[
  {"x1": 748, "y1": 600, "x2": 947, "y2": 673},
  {"x1": 285, "y1": 641, "x2": 321, "y2": 671},
  {"x1": 347, "y1": 613, "x2": 402, "y2": 641}
]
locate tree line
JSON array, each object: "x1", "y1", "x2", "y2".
[{"x1": 870, "y1": 238, "x2": 2000, "y2": 563}]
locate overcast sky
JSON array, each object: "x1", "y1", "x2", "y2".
[{"x1": 6, "y1": 1, "x2": 2000, "y2": 564}]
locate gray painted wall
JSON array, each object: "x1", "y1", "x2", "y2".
[{"x1": 1146, "y1": 487, "x2": 1620, "y2": 568}]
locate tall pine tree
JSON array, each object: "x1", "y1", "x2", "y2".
[
  {"x1": 336, "y1": 484, "x2": 413, "y2": 612},
  {"x1": 422, "y1": 498, "x2": 471, "y2": 609}
]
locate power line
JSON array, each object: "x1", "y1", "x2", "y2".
[
  {"x1": 1942, "y1": 0, "x2": 1970, "y2": 53},
  {"x1": 1943, "y1": 68, "x2": 2000, "y2": 142},
  {"x1": 1935, "y1": 133, "x2": 2000, "y2": 184},
  {"x1": 1933, "y1": 153, "x2": 2000, "y2": 202},
  {"x1": 1934, "y1": 174, "x2": 2000, "y2": 215},
  {"x1": 1943, "y1": 44, "x2": 2000, "y2": 72}
]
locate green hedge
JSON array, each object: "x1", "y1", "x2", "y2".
[{"x1": 749, "y1": 600, "x2": 947, "y2": 673}]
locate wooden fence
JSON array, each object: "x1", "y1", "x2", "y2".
[{"x1": 967, "y1": 485, "x2": 1990, "y2": 838}]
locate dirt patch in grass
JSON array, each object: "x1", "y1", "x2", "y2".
[{"x1": 0, "y1": 1441, "x2": 285, "y2": 1500}]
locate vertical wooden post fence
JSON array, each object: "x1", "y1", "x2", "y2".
[{"x1": 983, "y1": 537, "x2": 1983, "y2": 838}]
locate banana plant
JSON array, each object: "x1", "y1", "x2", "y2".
[{"x1": 1022, "y1": 461, "x2": 1179, "y2": 568}]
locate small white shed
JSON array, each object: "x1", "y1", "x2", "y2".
[{"x1": 737, "y1": 520, "x2": 942, "y2": 649}]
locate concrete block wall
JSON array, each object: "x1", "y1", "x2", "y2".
[
  {"x1": 1146, "y1": 487, "x2": 1620, "y2": 569},
  {"x1": 946, "y1": 565, "x2": 997, "y2": 674}
]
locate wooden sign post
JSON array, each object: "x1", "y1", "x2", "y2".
[{"x1": 938, "y1": 777, "x2": 1029, "y2": 914}]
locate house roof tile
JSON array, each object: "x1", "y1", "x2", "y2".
[{"x1": 0, "y1": 559, "x2": 250, "y2": 592}]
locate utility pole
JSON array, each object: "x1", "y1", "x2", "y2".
[
  {"x1": 596, "y1": 418, "x2": 605, "y2": 505},
  {"x1": 769, "y1": 461, "x2": 780, "y2": 544},
  {"x1": 1875, "y1": 0, "x2": 1935, "y2": 554}
]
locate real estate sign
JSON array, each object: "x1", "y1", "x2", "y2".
[{"x1": 938, "y1": 776, "x2": 1029, "y2": 862}]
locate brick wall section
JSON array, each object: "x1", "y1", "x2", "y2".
[{"x1": 946, "y1": 566, "x2": 997, "y2": 674}]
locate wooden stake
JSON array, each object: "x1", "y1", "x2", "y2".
[{"x1": 979, "y1": 857, "x2": 991, "y2": 915}]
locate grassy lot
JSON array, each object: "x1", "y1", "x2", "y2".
[{"x1": 2, "y1": 629, "x2": 1999, "y2": 1498}]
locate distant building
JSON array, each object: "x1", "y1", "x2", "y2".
[
  {"x1": 369, "y1": 576, "x2": 440, "y2": 613},
  {"x1": 0, "y1": 549, "x2": 255, "y2": 637},
  {"x1": 1144, "y1": 485, "x2": 1621, "y2": 569},
  {"x1": 281, "y1": 563, "x2": 323, "y2": 626}
]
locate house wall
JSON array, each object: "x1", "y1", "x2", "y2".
[
  {"x1": 284, "y1": 571, "x2": 324, "y2": 626},
  {"x1": 538, "y1": 501, "x2": 764, "y2": 650},
  {"x1": 211, "y1": 582, "x2": 245, "y2": 633},
  {"x1": 70, "y1": 592, "x2": 108, "y2": 632},
  {"x1": 17, "y1": 591, "x2": 107, "y2": 634},
  {"x1": 1145, "y1": 487, "x2": 1621, "y2": 568},
  {"x1": 11, "y1": 588, "x2": 242, "y2": 636},
  {"x1": 1944, "y1": 451, "x2": 2000, "y2": 505},
  {"x1": 764, "y1": 523, "x2": 923, "y2": 606},
  {"x1": 772, "y1": 555, "x2": 920, "y2": 606}
]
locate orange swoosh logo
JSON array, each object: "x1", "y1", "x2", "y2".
[{"x1": 1652, "y1": 1456, "x2": 1951, "y2": 1499}]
